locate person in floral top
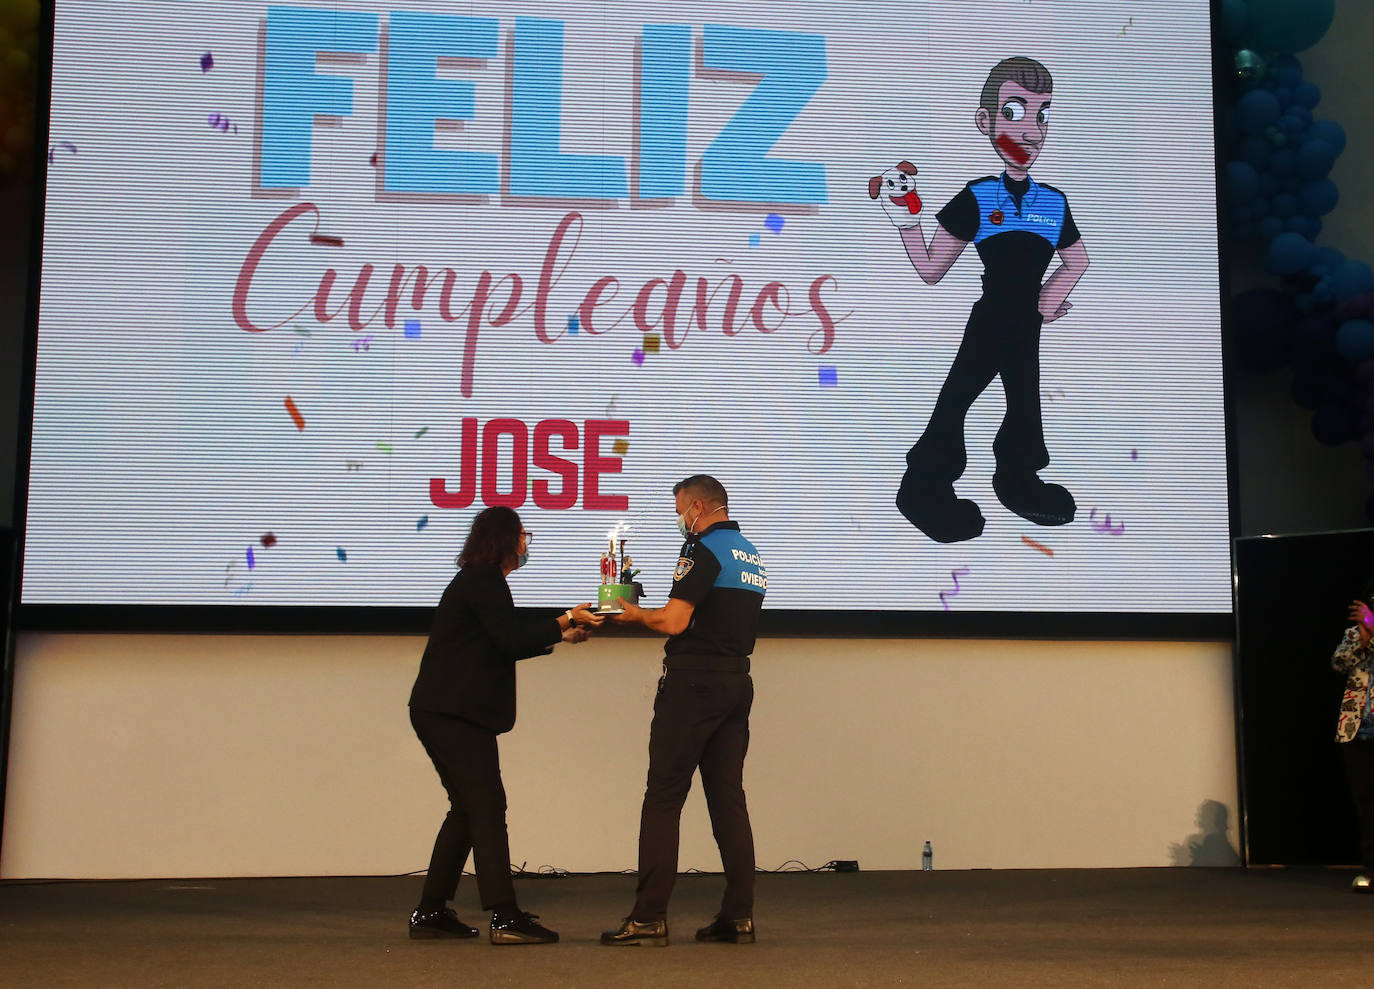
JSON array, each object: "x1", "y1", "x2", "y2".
[{"x1": 1332, "y1": 591, "x2": 1374, "y2": 892}]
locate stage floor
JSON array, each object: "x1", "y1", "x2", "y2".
[{"x1": 0, "y1": 868, "x2": 1369, "y2": 987}]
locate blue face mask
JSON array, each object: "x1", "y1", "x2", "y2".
[{"x1": 516, "y1": 550, "x2": 529, "y2": 568}]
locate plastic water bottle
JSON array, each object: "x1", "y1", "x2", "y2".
[{"x1": 922, "y1": 841, "x2": 933, "y2": 871}]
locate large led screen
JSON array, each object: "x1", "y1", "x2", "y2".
[{"x1": 20, "y1": 1, "x2": 1231, "y2": 617}]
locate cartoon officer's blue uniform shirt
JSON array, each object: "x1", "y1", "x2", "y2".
[
  {"x1": 666, "y1": 521, "x2": 766, "y2": 659},
  {"x1": 937, "y1": 173, "x2": 1081, "y2": 308}
]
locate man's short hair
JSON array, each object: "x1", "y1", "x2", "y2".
[
  {"x1": 979, "y1": 57, "x2": 1053, "y2": 114},
  {"x1": 673, "y1": 474, "x2": 728, "y2": 508}
]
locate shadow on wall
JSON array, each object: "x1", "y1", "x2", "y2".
[{"x1": 1169, "y1": 799, "x2": 1242, "y2": 866}]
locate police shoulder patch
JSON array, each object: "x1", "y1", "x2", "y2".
[{"x1": 673, "y1": 557, "x2": 694, "y2": 581}]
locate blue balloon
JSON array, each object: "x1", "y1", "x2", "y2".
[
  {"x1": 1260, "y1": 216, "x2": 1285, "y2": 242},
  {"x1": 1293, "y1": 82, "x2": 1321, "y2": 109},
  {"x1": 1245, "y1": 1, "x2": 1334, "y2": 54},
  {"x1": 1225, "y1": 160, "x2": 1259, "y2": 201},
  {"x1": 1309, "y1": 119, "x2": 1346, "y2": 155},
  {"x1": 1332, "y1": 262, "x2": 1374, "y2": 301},
  {"x1": 1260, "y1": 173, "x2": 1281, "y2": 197},
  {"x1": 1238, "y1": 89, "x2": 1281, "y2": 133},
  {"x1": 1286, "y1": 215, "x2": 1321, "y2": 240},
  {"x1": 1273, "y1": 86, "x2": 1293, "y2": 109},
  {"x1": 1297, "y1": 139, "x2": 1336, "y2": 178},
  {"x1": 1267, "y1": 231, "x2": 1315, "y2": 274},
  {"x1": 1252, "y1": 197, "x2": 1271, "y2": 218},
  {"x1": 1287, "y1": 106, "x2": 1314, "y2": 130},
  {"x1": 1269, "y1": 53, "x2": 1304, "y2": 86},
  {"x1": 1272, "y1": 192, "x2": 1298, "y2": 219},
  {"x1": 1242, "y1": 135, "x2": 1272, "y2": 168},
  {"x1": 1277, "y1": 115, "x2": 1304, "y2": 139},
  {"x1": 1300, "y1": 178, "x2": 1339, "y2": 216},
  {"x1": 1221, "y1": 0, "x2": 1250, "y2": 43},
  {"x1": 1269, "y1": 148, "x2": 1296, "y2": 176},
  {"x1": 1339, "y1": 320, "x2": 1374, "y2": 362}
]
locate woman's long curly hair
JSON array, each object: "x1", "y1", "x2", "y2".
[{"x1": 456, "y1": 506, "x2": 522, "y2": 570}]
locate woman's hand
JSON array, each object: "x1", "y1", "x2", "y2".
[
  {"x1": 570, "y1": 603, "x2": 605, "y2": 627},
  {"x1": 561, "y1": 625, "x2": 591, "y2": 644}
]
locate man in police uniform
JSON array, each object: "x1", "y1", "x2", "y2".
[
  {"x1": 879, "y1": 56, "x2": 1090, "y2": 544},
  {"x1": 600, "y1": 474, "x2": 766, "y2": 947}
]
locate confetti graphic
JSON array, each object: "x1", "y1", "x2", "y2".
[
  {"x1": 206, "y1": 112, "x2": 238, "y2": 135},
  {"x1": 246, "y1": 546, "x2": 255, "y2": 570},
  {"x1": 377, "y1": 441, "x2": 393, "y2": 454},
  {"x1": 233, "y1": 582, "x2": 254, "y2": 597},
  {"x1": 46, "y1": 141, "x2": 77, "y2": 164},
  {"x1": 416, "y1": 515, "x2": 429, "y2": 531},
  {"x1": 404, "y1": 319, "x2": 421, "y2": 339},
  {"x1": 938, "y1": 566, "x2": 971, "y2": 611},
  {"x1": 1130, "y1": 449, "x2": 1139, "y2": 461},
  {"x1": 310, "y1": 233, "x2": 344, "y2": 247},
  {"x1": 345, "y1": 460, "x2": 363, "y2": 471},
  {"x1": 567, "y1": 314, "x2": 579, "y2": 336},
  {"x1": 199, "y1": 51, "x2": 214, "y2": 72},
  {"x1": 260, "y1": 532, "x2": 277, "y2": 548},
  {"x1": 1021, "y1": 535, "x2": 1054, "y2": 557},
  {"x1": 631, "y1": 347, "x2": 644, "y2": 366},
  {"x1": 612, "y1": 438, "x2": 629, "y2": 455},
  {"x1": 284, "y1": 396, "x2": 305, "y2": 431},
  {"x1": 414, "y1": 427, "x2": 429, "y2": 439},
  {"x1": 818, "y1": 366, "x2": 838, "y2": 387},
  {"x1": 643, "y1": 334, "x2": 660, "y2": 355},
  {"x1": 764, "y1": 213, "x2": 785, "y2": 234},
  {"x1": 336, "y1": 547, "x2": 347, "y2": 562},
  {"x1": 1089, "y1": 508, "x2": 1126, "y2": 536},
  {"x1": 349, "y1": 335, "x2": 374, "y2": 352},
  {"x1": 748, "y1": 233, "x2": 761, "y2": 248}
]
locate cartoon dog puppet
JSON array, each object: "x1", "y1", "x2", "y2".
[
  {"x1": 876, "y1": 56, "x2": 1089, "y2": 544},
  {"x1": 869, "y1": 161, "x2": 923, "y2": 215}
]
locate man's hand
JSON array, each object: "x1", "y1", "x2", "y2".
[
  {"x1": 1350, "y1": 600, "x2": 1373, "y2": 643},
  {"x1": 611, "y1": 597, "x2": 646, "y2": 625}
]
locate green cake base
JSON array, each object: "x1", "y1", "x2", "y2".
[{"x1": 597, "y1": 583, "x2": 638, "y2": 613}]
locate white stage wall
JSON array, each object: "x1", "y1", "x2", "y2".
[{"x1": 0, "y1": 633, "x2": 1237, "y2": 878}]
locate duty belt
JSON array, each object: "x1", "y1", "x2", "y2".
[{"x1": 663, "y1": 654, "x2": 750, "y2": 673}]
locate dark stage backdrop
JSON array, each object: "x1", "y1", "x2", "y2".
[{"x1": 1234, "y1": 529, "x2": 1371, "y2": 866}]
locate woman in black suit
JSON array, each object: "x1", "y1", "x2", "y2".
[{"x1": 408, "y1": 506, "x2": 603, "y2": 943}]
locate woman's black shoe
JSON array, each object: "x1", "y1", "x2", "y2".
[
  {"x1": 409, "y1": 906, "x2": 480, "y2": 939},
  {"x1": 490, "y1": 908, "x2": 559, "y2": 944}
]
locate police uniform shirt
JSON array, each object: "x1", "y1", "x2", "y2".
[
  {"x1": 665, "y1": 521, "x2": 766, "y2": 658},
  {"x1": 937, "y1": 173, "x2": 1081, "y2": 309}
]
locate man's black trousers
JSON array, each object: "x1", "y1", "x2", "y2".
[
  {"x1": 906, "y1": 298, "x2": 1049, "y2": 483},
  {"x1": 633, "y1": 668, "x2": 756, "y2": 923},
  {"x1": 410, "y1": 707, "x2": 517, "y2": 911}
]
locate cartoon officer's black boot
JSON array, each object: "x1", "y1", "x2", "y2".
[
  {"x1": 896, "y1": 469, "x2": 985, "y2": 543},
  {"x1": 991, "y1": 470, "x2": 1075, "y2": 526}
]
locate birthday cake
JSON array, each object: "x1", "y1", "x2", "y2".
[{"x1": 597, "y1": 527, "x2": 642, "y2": 613}]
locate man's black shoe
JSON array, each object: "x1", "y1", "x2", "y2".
[
  {"x1": 408, "y1": 906, "x2": 479, "y2": 940},
  {"x1": 600, "y1": 917, "x2": 670, "y2": 947},
  {"x1": 695, "y1": 916, "x2": 755, "y2": 943},
  {"x1": 896, "y1": 471, "x2": 985, "y2": 543},
  {"x1": 991, "y1": 470, "x2": 1075, "y2": 526},
  {"x1": 490, "y1": 908, "x2": 559, "y2": 945}
]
